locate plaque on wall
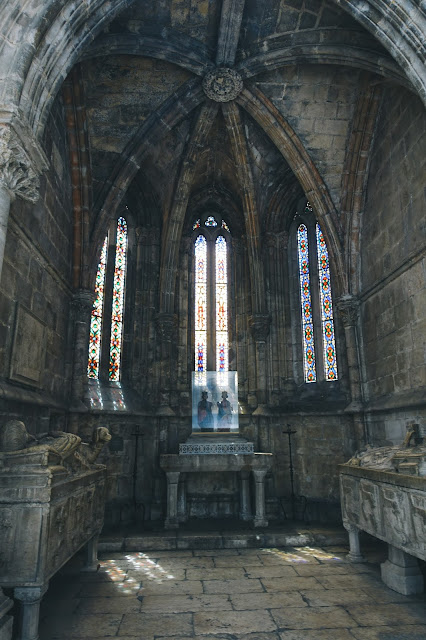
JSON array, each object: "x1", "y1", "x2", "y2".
[
  {"x1": 192, "y1": 371, "x2": 238, "y2": 433},
  {"x1": 9, "y1": 304, "x2": 46, "y2": 388}
]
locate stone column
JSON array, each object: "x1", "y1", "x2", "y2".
[
  {"x1": 253, "y1": 469, "x2": 268, "y2": 527},
  {"x1": 14, "y1": 585, "x2": 48, "y2": 640},
  {"x1": 343, "y1": 521, "x2": 365, "y2": 563},
  {"x1": 0, "y1": 588, "x2": 13, "y2": 640},
  {"x1": 337, "y1": 295, "x2": 362, "y2": 407},
  {"x1": 155, "y1": 312, "x2": 178, "y2": 415},
  {"x1": 0, "y1": 126, "x2": 43, "y2": 282},
  {"x1": 177, "y1": 475, "x2": 187, "y2": 523},
  {"x1": 249, "y1": 313, "x2": 271, "y2": 406},
  {"x1": 239, "y1": 470, "x2": 252, "y2": 521},
  {"x1": 381, "y1": 545, "x2": 424, "y2": 595},
  {"x1": 164, "y1": 471, "x2": 180, "y2": 529},
  {"x1": 81, "y1": 533, "x2": 100, "y2": 572},
  {"x1": 70, "y1": 288, "x2": 93, "y2": 407}
]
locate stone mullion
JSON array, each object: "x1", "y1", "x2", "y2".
[
  {"x1": 99, "y1": 223, "x2": 116, "y2": 382},
  {"x1": 233, "y1": 239, "x2": 248, "y2": 403},
  {"x1": 177, "y1": 238, "x2": 190, "y2": 399}
]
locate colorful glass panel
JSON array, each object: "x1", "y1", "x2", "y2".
[
  {"x1": 88, "y1": 236, "x2": 108, "y2": 378},
  {"x1": 316, "y1": 223, "x2": 338, "y2": 380},
  {"x1": 193, "y1": 219, "x2": 201, "y2": 230},
  {"x1": 205, "y1": 215, "x2": 218, "y2": 227},
  {"x1": 109, "y1": 217, "x2": 128, "y2": 381},
  {"x1": 297, "y1": 224, "x2": 316, "y2": 382},
  {"x1": 195, "y1": 235, "x2": 207, "y2": 371},
  {"x1": 215, "y1": 235, "x2": 228, "y2": 372},
  {"x1": 221, "y1": 220, "x2": 230, "y2": 232}
]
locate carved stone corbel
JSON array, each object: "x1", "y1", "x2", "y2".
[
  {"x1": 0, "y1": 127, "x2": 40, "y2": 203},
  {"x1": 337, "y1": 294, "x2": 359, "y2": 328},
  {"x1": 249, "y1": 313, "x2": 271, "y2": 343},
  {"x1": 155, "y1": 312, "x2": 178, "y2": 343}
]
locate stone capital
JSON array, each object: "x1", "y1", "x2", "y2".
[
  {"x1": 337, "y1": 295, "x2": 359, "y2": 328},
  {"x1": 14, "y1": 585, "x2": 48, "y2": 603},
  {"x1": 155, "y1": 312, "x2": 178, "y2": 343},
  {"x1": 0, "y1": 125, "x2": 42, "y2": 203},
  {"x1": 249, "y1": 313, "x2": 271, "y2": 343},
  {"x1": 72, "y1": 289, "x2": 94, "y2": 315}
]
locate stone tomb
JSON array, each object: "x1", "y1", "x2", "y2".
[
  {"x1": 0, "y1": 423, "x2": 110, "y2": 640},
  {"x1": 340, "y1": 463, "x2": 426, "y2": 595}
]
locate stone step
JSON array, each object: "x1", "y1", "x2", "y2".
[{"x1": 99, "y1": 523, "x2": 347, "y2": 553}]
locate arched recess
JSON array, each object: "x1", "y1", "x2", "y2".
[
  {"x1": 236, "y1": 85, "x2": 347, "y2": 297},
  {"x1": 89, "y1": 78, "x2": 205, "y2": 279}
]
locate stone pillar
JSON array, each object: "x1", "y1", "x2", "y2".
[
  {"x1": 239, "y1": 470, "x2": 252, "y2": 521},
  {"x1": 337, "y1": 295, "x2": 362, "y2": 407},
  {"x1": 155, "y1": 312, "x2": 178, "y2": 414},
  {"x1": 0, "y1": 588, "x2": 13, "y2": 640},
  {"x1": 70, "y1": 288, "x2": 93, "y2": 406},
  {"x1": 249, "y1": 313, "x2": 271, "y2": 406},
  {"x1": 381, "y1": 545, "x2": 424, "y2": 595},
  {"x1": 343, "y1": 521, "x2": 365, "y2": 563},
  {"x1": 14, "y1": 585, "x2": 48, "y2": 640},
  {"x1": 253, "y1": 469, "x2": 268, "y2": 527},
  {"x1": 164, "y1": 471, "x2": 180, "y2": 529},
  {"x1": 0, "y1": 125, "x2": 44, "y2": 282}
]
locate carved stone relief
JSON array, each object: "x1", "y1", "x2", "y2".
[
  {"x1": 0, "y1": 126, "x2": 40, "y2": 202},
  {"x1": 202, "y1": 68, "x2": 243, "y2": 102}
]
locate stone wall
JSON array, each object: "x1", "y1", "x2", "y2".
[
  {"x1": 0, "y1": 93, "x2": 72, "y2": 430},
  {"x1": 360, "y1": 86, "x2": 426, "y2": 445}
]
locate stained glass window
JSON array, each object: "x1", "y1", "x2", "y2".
[
  {"x1": 109, "y1": 217, "x2": 128, "y2": 381},
  {"x1": 297, "y1": 224, "x2": 316, "y2": 382},
  {"x1": 216, "y1": 236, "x2": 228, "y2": 371},
  {"x1": 195, "y1": 235, "x2": 207, "y2": 371},
  {"x1": 193, "y1": 219, "x2": 201, "y2": 230},
  {"x1": 88, "y1": 236, "x2": 108, "y2": 379},
  {"x1": 205, "y1": 215, "x2": 218, "y2": 227},
  {"x1": 221, "y1": 220, "x2": 230, "y2": 232},
  {"x1": 316, "y1": 223, "x2": 338, "y2": 380}
]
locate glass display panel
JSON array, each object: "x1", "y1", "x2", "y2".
[{"x1": 192, "y1": 371, "x2": 238, "y2": 433}]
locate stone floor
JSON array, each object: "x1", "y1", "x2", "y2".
[{"x1": 38, "y1": 542, "x2": 426, "y2": 640}]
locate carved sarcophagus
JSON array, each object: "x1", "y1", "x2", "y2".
[
  {"x1": 340, "y1": 463, "x2": 426, "y2": 595},
  {"x1": 0, "y1": 423, "x2": 110, "y2": 640}
]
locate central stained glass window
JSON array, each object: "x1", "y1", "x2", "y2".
[{"x1": 193, "y1": 216, "x2": 230, "y2": 373}]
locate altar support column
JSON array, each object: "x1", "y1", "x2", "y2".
[
  {"x1": 343, "y1": 521, "x2": 365, "y2": 563},
  {"x1": 81, "y1": 533, "x2": 100, "y2": 572},
  {"x1": 253, "y1": 469, "x2": 268, "y2": 527},
  {"x1": 0, "y1": 588, "x2": 13, "y2": 640},
  {"x1": 165, "y1": 471, "x2": 180, "y2": 529},
  {"x1": 239, "y1": 470, "x2": 252, "y2": 521},
  {"x1": 381, "y1": 545, "x2": 424, "y2": 595},
  {"x1": 14, "y1": 585, "x2": 48, "y2": 640}
]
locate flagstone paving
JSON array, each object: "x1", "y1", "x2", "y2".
[{"x1": 39, "y1": 544, "x2": 426, "y2": 639}]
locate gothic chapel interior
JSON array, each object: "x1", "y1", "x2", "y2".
[{"x1": 0, "y1": 0, "x2": 425, "y2": 622}]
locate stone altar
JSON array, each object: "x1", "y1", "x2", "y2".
[
  {"x1": 340, "y1": 426, "x2": 426, "y2": 595},
  {"x1": 161, "y1": 436, "x2": 273, "y2": 529},
  {"x1": 0, "y1": 421, "x2": 111, "y2": 640}
]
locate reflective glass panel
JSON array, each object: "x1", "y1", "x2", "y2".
[{"x1": 215, "y1": 235, "x2": 228, "y2": 372}]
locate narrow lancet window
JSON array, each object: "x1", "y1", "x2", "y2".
[
  {"x1": 109, "y1": 217, "x2": 128, "y2": 381},
  {"x1": 87, "y1": 236, "x2": 108, "y2": 379},
  {"x1": 297, "y1": 224, "x2": 316, "y2": 382},
  {"x1": 195, "y1": 235, "x2": 207, "y2": 371},
  {"x1": 316, "y1": 223, "x2": 338, "y2": 380},
  {"x1": 215, "y1": 235, "x2": 228, "y2": 372}
]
